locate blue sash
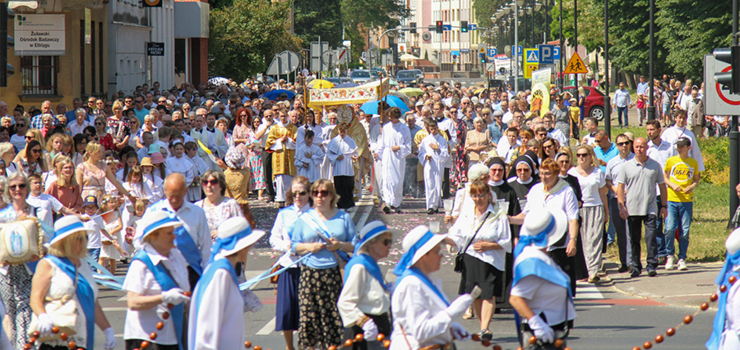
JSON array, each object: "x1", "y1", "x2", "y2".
[
  {"x1": 173, "y1": 225, "x2": 203, "y2": 276},
  {"x1": 512, "y1": 255, "x2": 572, "y2": 298},
  {"x1": 396, "y1": 267, "x2": 449, "y2": 306},
  {"x1": 132, "y1": 250, "x2": 185, "y2": 350},
  {"x1": 190, "y1": 258, "x2": 238, "y2": 350},
  {"x1": 706, "y1": 251, "x2": 740, "y2": 350},
  {"x1": 344, "y1": 254, "x2": 386, "y2": 289},
  {"x1": 298, "y1": 209, "x2": 350, "y2": 262},
  {"x1": 279, "y1": 206, "x2": 299, "y2": 239},
  {"x1": 46, "y1": 256, "x2": 96, "y2": 350}
]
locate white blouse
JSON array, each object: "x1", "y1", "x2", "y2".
[
  {"x1": 122, "y1": 244, "x2": 190, "y2": 344},
  {"x1": 338, "y1": 263, "x2": 391, "y2": 326},
  {"x1": 448, "y1": 203, "x2": 512, "y2": 271},
  {"x1": 269, "y1": 203, "x2": 310, "y2": 267},
  {"x1": 164, "y1": 156, "x2": 195, "y2": 186}
]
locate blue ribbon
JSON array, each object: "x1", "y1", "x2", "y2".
[
  {"x1": 396, "y1": 267, "x2": 450, "y2": 306},
  {"x1": 190, "y1": 257, "x2": 238, "y2": 347},
  {"x1": 706, "y1": 250, "x2": 740, "y2": 350},
  {"x1": 141, "y1": 214, "x2": 180, "y2": 241},
  {"x1": 51, "y1": 222, "x2": 85, "y2": 243},
  {"x1": 392, "y1": 230, "x2": 435, "y2": 277},
  {"x1": 46, "y1": 256, "x2": 96, "y2": 350},
  {"x1": 344, "y1": 254, "x2": 386, "y2": 289},
  {"x1": 209, "y1": 226, "x2": 253, "y2": 263},
  {"x1": 355, "y1": 224, "x2": 389, "y2": 254},
  {"x1": 513, "y1": 215, "x2": 555, "y2": 258}
]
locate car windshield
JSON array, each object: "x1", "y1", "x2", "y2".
[
  {"x1": 397, "y1": 71, "x2": 415, "y2": 78},
  {"x1": 352, "y1": 71, "x2": 370, "y2": 78}
]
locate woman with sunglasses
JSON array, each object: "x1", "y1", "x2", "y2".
[
  {"x1": 195, "y1": 169, "x2": 244, "y2": 239},
  {"x1": 15, "y1": 140, "x2": 47, "y2": 176},
  {"x1": 552, "y1": 95, "x2": 572, "y2": 141},
  {"x1": 10, "y1": 116, "x2": 29, "y2": 150},
  {"x1": 446, "y1": 180, "x2": 512, "y2": 341},
  {"x1": 539, "y1": 137, "x2": 560, "y2": 163},
  {"x1": 568, "y1": 145, "x2": 608, "y2": 283},
  {"x1": 0, "y1": 172, "x2": 39, "y2": 348},
  {"x1": 291, "y1": 179, "x2": 358, "y2": 350},
  {"x1": 338, "y1": 221, "x2": 395, "y2": 350},
  {"x1": 127, "y1": 115, "x2": 142, "y2": 149},
  {"x1": 269, "y1": 175, "x2": 311, "y2": 350},
  {"x1": 0, "y1": 142, "x2": 18, "y2": 175},
  {"x1": 106, "y1": 100, "x2": 130, "y2": 151},
  {"x1": 233, "y1": 107, "x2": 253, "y2": 162},
  {"x1": 76, "y1": 142, "x2": 135, "y2": 202},
  {"x1": 217, "y1": 148, "x2": 256, "y2": 228},
  {"x1": 94, "y1": 116, "x2": 115, "y2": 155}
]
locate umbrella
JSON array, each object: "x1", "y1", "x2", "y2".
[
  {"x1": 307, "y1": 79, "x2": 335, "y2": 89},
  {"x1": 388, "y1": 79, "x2": 399, "y2": 86},
  {"x1": 400, "y1": 53, "x2": 420, "y2": 62},
  {"x1": 208, "y1": 77, "x2": 230, "y2": 85},
  {"x1": 335, "y1": 82, "x2": 359, "y2": 88},
  {"x1": 388, "y1": 91, "x2": 410, "y2": 105},
  {"x1": 360, "y1": 95, "x2": 410, "y2": 115},
  {"x1": 263, "y1": 89, "x2": 296, "y2": 101},
  {"x1": 398, "y1": 87, "x2": 425, "y2": 97}
]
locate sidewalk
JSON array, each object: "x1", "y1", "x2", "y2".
[{"x1": 602, "y1": 258, "x2": 724, "y2": 309}]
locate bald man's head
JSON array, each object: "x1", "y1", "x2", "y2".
[{"x1": 164, "y1": 173, "x2": 187, "y2": 210}]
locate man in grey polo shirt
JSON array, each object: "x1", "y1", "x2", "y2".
[
  {"x1": 616, "y1": 137, "x2": 668, "y2": 278},
  {"x1": 605, "y1": 133, "x2": 635, "y2": 273}
]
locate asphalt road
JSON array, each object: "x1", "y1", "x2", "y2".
[{"x1": 92, "y1": 193, "x2": 714, "y2": 350}]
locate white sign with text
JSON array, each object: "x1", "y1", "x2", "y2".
[{"x1": 15, "y1": 14, "x2": 66, "y2": 56}]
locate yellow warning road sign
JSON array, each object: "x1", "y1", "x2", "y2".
[
  {"x1": 479, "y1": 47, "x2": 485, "y2": 54},
  {"x1": 563, "y1": 52, "x2": 588, "y2": 74},
  {"x1": 524, "y1": 63, "x2": 538, "y2": 79}
]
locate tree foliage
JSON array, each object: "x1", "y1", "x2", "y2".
[
  {"x1": 209, "y1": 0, "x2": 302, "y2": 79},
  {"x1": 549, "y1": 0, "x2": 732, "y2": 80},
  {"x1": 294, "y1": 0, "x2": 344, "y2": 47}
]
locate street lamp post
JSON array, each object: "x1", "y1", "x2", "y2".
[
  {"x1": 559, "y1": 0, "x2": 563, "y2": 90},
  {"x1": 647, "y1": 0, "x2": 655, "y2": 121},
  {"x1": 604, "y1": 0, "x2": 611, "y2": 138},
  {"x1": 514, "y1": 0, "x2": 525, "y2": 94}
]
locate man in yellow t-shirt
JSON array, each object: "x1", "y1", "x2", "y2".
[{"x1": 663, "y1": 137, "x2": 700, "y2": 271}]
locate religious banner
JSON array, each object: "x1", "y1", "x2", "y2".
[
  {"x1": 531, "y1": 68, "x2": 552, "y2": 117},
  {"x1": 308, "y1": 78, "x2": 390, "y2": 109}
]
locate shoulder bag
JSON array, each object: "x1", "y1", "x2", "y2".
[{"x1": 453, "y1": 211, "x2": 491, "y2": 273}]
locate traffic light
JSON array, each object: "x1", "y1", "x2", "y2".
[
  {"x1": 714, "y1": 46, "x2": 740, "y2": 95},
  {"x1": 0, "y1": 5, "x2": 13, "y2": 87},
  {"x1": 436, "y1": 21, "x2": 443, "y2": 34},
  {"x1": 410, "y1": 22, "x2": 416, "y2": 34},
  {"x1": 461, "y1": 21, "x2": 468, "y2": 33}
]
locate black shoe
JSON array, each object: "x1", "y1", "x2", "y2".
[
  {"x1": 479, "y1": 329, "x2": 493, "y2": 341},
  {"x1": 382, "y1": 204, "x2": 391, "y2": 214},
  {"x1": 392, "y1": 206, "x2": 403, "y2": 214},
  {"x1": 630, "y1": 269, "x2": 641, "y2": 278},
  {"x1": 647, "y1": 267, "x2": 657, "y2": 277},
  {"x1": 427, "y1": 208, "x2": 435, "y2": 215},
  {"x1": 618, "y1": 265, "x2": 631, "y2": 273}
]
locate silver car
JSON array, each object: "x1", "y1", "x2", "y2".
[{"x1": 351, "y1": 70, "x2": 372, "y2": 84}]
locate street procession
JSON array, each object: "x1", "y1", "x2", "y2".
[{"x1": 0, "y1": 0, "x2": 738, "y2": 349}]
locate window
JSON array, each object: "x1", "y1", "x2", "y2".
[
  {"x1": 20, "y1": 56, "x2": 59, "y2": 95},
  {"x1": 91, "y1": 21, "x2": 96, "y2": 93},
  {"x1": 80, "y1": 19, "x2": 85, "y2": 95}
]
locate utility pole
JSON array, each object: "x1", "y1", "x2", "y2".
[
  {"x1": 558, "y1": 0, "x2": 563, "y2": 90},
  {"x1": 729, "y1": 0, "x2": 739, "y2": 226},
  {"x1": 647, "y1": 0, "x2": 655, "y2": 121},
  {"x1": 604, "y1": 0, "x2": 610, "y2": 139}
]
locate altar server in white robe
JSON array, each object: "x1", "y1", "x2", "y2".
[
  {"x1": 390, "y1": 225, "x2": 473, "y2": 350},
  {"x1": 327, "y1": 121, "x2": 358, "y2": 209},
  {"x1": 165, "y1": 140, "x2": 195, "y2": 187},
  {"x1": 320, "y1": 113, "x2": 338, "y2": 180},
  {"x1": 367, "y1": 116, "x2": 382, "y2": 201},
  {"x1": 418, "y1": 118, "x2": 449, "y2": 214},
  {"x1": 188, "y1": 216, "x2": 266, "y2": 350},
  {"x1": 185, "y1": 141, "x2": 210, "y2": 202},
  {"x1": 375, "y1": 107, "x2": 411, "y2": 214},
  {"x1": 294, "y1": 129, "x2": 324, "y2": 183}
]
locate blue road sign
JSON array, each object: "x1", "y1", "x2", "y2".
[
  {"x1": 452, "y1": 51, "x2": 460, "y2": 56},
  {"x1": 461, "y1": 48, "x2": 470, "y2": 53},
  {"x1": 443, "y1": 24, "x2": 452, "y2": 31},
  {"x1": 539, "y1": 44, "x2": 555, "y2": 64},
  {"x1": 517, "y1": 45, "x2": 523, "y2": 56},
  {"x1": 470, "y1": 24, "x2": 478, "y2": 31},
  {"x1": 553, "y1": 46, "x2": 561, "y2": 59},
  {"x1": 488, "y1": 48, "x2": 497, "y2": 57}
]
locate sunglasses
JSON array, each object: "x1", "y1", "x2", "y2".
[
  {"x1": 576, "y1": 153, "x2": 589, "y2": 157},
  {"x1": 382, "y1": 238, "x2": 393, "y2": 246},
  {"x1": 201, "y1": 179, "x2": 219, "y2": 186},
  {"x1": 292, "y1": 190, "x2": 308, "y2": 197},
  {"x1": 17, "y1": 124, "x2": 25, "y2": 127},
  {"x1": 25, "y1": 136, "x2": 33, "y2": 140},
  {"x1": 617, "y1": 141, "x2": 630, "y2": 146},
  {"x1": 9, "y1": 184, "x2": 26, "y2": 190},
  {"x1": 312, "y1": 190, "x2": 330, "y2": 197}
]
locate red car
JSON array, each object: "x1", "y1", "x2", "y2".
[{"x1": 562, "y1": 86, "x2": 606, "y2": 121}]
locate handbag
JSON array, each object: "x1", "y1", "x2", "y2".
[
  {"x1": 28, "y1": 268, "x2": 81, "y2": 341},
  {"x1": 453, "y1": 212, "x2": 491, "y2": 273},
  {"x1": 269, "y1": 265, "x2": 281, "y2": 284}
]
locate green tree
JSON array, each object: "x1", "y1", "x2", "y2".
[
  {"x1": 294, "y1": 0, "x2": 344, "y2": 47},
  {"x1": 549, "y1": 0, "x2": 602, "y2": 53},
  {"x1": 341, "y1": 0, "x2": 409, "y2": 66},
  {"x1": 209, "y1": 0, "x2": 302, "y2": 79},
  {"x1": 655, "y1": 0, "x2": 732, "y2": 79}
]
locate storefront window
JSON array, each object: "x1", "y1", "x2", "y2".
[{"x1": 20, "y1": 56, "x2": 58, "y2": 95}]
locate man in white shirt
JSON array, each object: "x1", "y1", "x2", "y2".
[
  {"x1": 68, "y1": 108, "x2": 93, "y2": 136},
  {"x1": 190, "y1": 114, "x2": 217, "y2": 169},
  {"x1": 660, "y1": 110, "x2": 704, "y2": 172},
  {"x1": 496, "y1": 124, "x2": 522, "y2": 163},
  {"x1": 544, "y1": 114, "x2": 568, "y2": 146}
]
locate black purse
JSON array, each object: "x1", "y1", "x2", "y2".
[{"x1": 453, "y1": 212, "x2": 491, "y2": 273}]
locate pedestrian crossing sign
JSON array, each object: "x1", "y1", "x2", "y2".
[
  {"x1": 524, "y1": 48, "x2": 539, "y2": 63},
  {"x1": 563, "y1": 52, "x2": 588, "y2": 74}
]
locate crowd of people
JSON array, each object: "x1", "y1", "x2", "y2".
[{"x1": 0, "y1": 72, "x2": 725, "y2": 350}]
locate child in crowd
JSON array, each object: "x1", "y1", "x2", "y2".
[
  {"x1": 81, "y1": 195, "x2": 111, "y2": 268},
  {"x1": 99, "y1": 194, "x2": 126, "y2": 273},
  {"x1": 636, "y1": 93, "x2": 647, "y2": 126},
  {"x1": 185, "y1": 141, "x2": 210, "y2": 202},
  {"x1": 418, "y1": 118, "x2": 449, "y2": 214},
  {"x1": 294, "y1": 129, "x2": 324, "y2": 183},
  {"x1": 124, "y1": 198, "x2": 149, "y2": 256},
  {"x1": 26, "y1": 173, "x2": 77, "y2": 226}
]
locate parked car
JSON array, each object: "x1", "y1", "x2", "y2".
[
  {"x1": 326, "y1": 77, "x2": 342, "y2": 85},
  {"x1": 410, "y1": 69, "x2": 424, "y2": 80},
  {"x1": 506, "y1": 76, "x2": 532, "y2": 91},
  {"x1": 561, "y1": 85, "x2": 606, "y2": 121},
  {"x1": 351, "y1": 70, "x2": 373, "y2": 84},
  {"x1": 396, "y1": 70, "x2": 423, "y2": 87}
]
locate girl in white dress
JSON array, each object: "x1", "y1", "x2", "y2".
[{"x1": 99, "y1": 194, "x2": 126, "y2": 273}]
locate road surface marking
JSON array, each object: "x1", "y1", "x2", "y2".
[{"x1": 256, "y1": 317, "x2": 277, "y2": 335}]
